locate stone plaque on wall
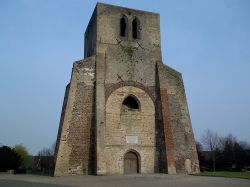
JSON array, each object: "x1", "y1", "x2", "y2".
[{"x1": 126, "y1": 135, "x2": 138, "y2": 144}]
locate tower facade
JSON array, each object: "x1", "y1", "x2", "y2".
[{"x1": 54, "y1": 3, "x2": 199, "y2": 176}]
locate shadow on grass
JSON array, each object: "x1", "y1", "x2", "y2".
[{"x1": 192, "y1": 171, "x2": 250, "y2": 180}]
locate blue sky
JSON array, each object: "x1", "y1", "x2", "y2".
[{"x1": 0, "y1": 0, "x2": 250, "y2": 155}]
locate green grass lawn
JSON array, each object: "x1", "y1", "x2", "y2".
[{"x1": 194, "y1": 171, "x2": 250, "y2": 180}]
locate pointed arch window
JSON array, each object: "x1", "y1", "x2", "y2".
[
  {"x1": 122, "y1": 95, "x2": 140, "y2": 111},
  {"x1": 120, "y1": 16, "x2": 128, "y2": 37},
  {"x1": 132, "y1": 17, "x2": 140, "y2": 39}
]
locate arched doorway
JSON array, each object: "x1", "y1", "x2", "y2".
[{"x1": 124, "y1": 151, "x2": 139, "y2": 174}]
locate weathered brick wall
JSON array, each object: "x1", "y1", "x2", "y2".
[
  {"x1": 67, "y1": 83, "x2": 94, "y2": 174},
  {"x1": 105, "y1": 86, "x2": 155, "y2": 174},
  {"x1": 157, "y1": 63, "x2": 200, "y2": 173},
  {"x1": 160, "y1": 88, "x2": 177, "y2": 174},
  {"x1": 54, "y1": 57, "x2": 96, "y2": 176}
]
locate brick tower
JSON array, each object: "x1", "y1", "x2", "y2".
[{"x1": 54, "y1": 3, "x2": 199, "y2": 176}]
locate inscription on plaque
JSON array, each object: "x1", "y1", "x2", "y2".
[{"x1": 126, "y1": 135, "x2": 138, "y2": 144}]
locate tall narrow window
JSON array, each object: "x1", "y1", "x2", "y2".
[
  {"x1": 120, "y1": 17, "x2": 127, "y2": 37},
  {"x1": 132, "y1": 18, "x2": 140, "y2": 39}
]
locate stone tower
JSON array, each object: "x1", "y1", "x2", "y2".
[{"x1": 54, "y1": 3, "x2": 199, "y2": 176}]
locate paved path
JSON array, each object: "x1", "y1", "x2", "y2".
[{"x1": 0, "y1": 173, "x2": 250, "y2": 187}]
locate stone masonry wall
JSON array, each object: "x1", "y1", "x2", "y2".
[
  {"x1": 157, "y1": 63, "x2": 200, "y2": 173},
  {"x1": 54, "y1": 57, "x2": 96, "y2": 176},
  {"x1": 105, "y1": 86, "x2": 155, "y2": 174},
  {"x1": 54, "y1": 3, "x2": 200, "y2": 176}
]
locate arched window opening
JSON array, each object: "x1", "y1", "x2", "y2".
[
  {"x1": 120, "y1": 17, "x2": 127, "y2": 37},
  {"x1": 132, "y1": 18, "x2": 140, "y2": 39},
  {"x1": 122, "y1": 95, "x2": 139, "y2": 110}
]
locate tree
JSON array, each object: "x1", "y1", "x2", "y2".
[
  {"x1": 35, "y1": 142, "x2": 56, "y2": 175},
  {"x1": 14, "y1": 144, "x2": 33, "y2": 169},
  {"x1": 239, "y1": 141, "x2": 250, "y2": 150},
  {"x1": 0, "y1": 146, "x2": 21, "y2": 172},
  {"x1": 196, "y1": 142, "x2": 206, "y2": 170},
  {"x1": 239, "y1": 141, "x2": 250, "y2": 167},
  {"x1": 201, "y1": 129, "x2": 220, "y2": 171},
  {"x1": 220, "y1": 134, "x2": 247, "y2": 170}
]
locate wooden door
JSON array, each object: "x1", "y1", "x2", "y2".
[{"x1": 124, "y1": 152, "x2": 138, "y2": 174}]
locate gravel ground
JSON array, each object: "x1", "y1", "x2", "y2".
[{"x1": 0, "y1": 173, "x2": 250, "y2": 187}]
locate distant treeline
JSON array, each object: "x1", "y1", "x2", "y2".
[
  {"x1": 1, "y1": 130, "x2": 250, "y2": 174},
  {"x1": 0, "y1": 143, "x2": 55, "y2": 175},
  {"x1": 197, "y1": 129, "x2": 250, "y2": 172}
]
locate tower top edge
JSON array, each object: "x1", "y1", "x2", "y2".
[{"x1": 96, "y1": 2, "x2": 159, "y2": 16}]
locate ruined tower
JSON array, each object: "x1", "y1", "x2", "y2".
[{"x1": 54, "y1": 3, "x2": 199, "y2": 176}]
